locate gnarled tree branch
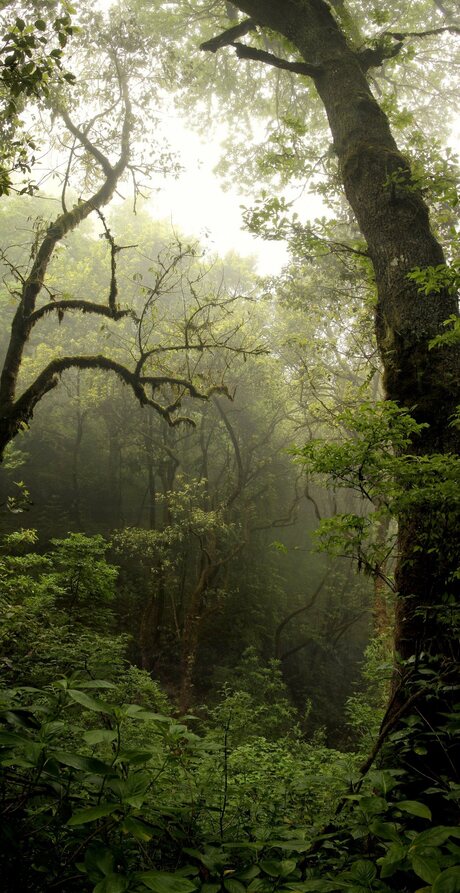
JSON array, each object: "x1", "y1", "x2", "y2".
[
  {"x1": 0, "y1": 61, "x2": 136, "y2": 461},
  {"x1": 28, "y1": 300, "x2": 133, "y2": 327},
  {"x1": 200, "y1": 17, "x2": 257, "y2": 52},
  {"x1": 0, "y1": 355, "x2": 231, "y2": 458},
  {"x1": 230, "y1": 41, "x2": 323, "y2": 77},
  {"x1": 388, "y1": 25, "x2": 460, "y2": 39},
  {"x1": 356, "y1": 40, "x2": 404, "y2": 72},
  {"x1": 275, "y1": 567, "x2": 332, "y2": 659}
]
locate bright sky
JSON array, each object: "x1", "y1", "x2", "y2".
[
  {"x1": 148, "y1": 119, "x2": 291, "y2": 276},
  {"x1": 33, "y1": 8, "x2": 460, "y2": 281},
  {"x1": 88, "y1": 0, "x2": 459, "y2": 277},
  {"x1": 87, "y1": 0, "x2": 290, "y2": 275}
]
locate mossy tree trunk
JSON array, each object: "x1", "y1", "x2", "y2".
[{"x1": 219, "y1": 0, "x2": 459, "y2": 779}]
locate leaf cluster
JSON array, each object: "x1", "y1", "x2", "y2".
[
  {"x1": 296, "y1": 402, "x2": 460, "y2": 581},
  {"x1": 0, "y1": 0, "x2": 76, "y2": 194}
]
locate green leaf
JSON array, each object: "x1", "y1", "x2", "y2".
[
  {"x1": 68, "y1": 689, "x2": 113, "y2": 713},
  {"x1": 354, "y1": 861, "x2": 376, "y2": 882},
  {"x1": 413, "y1": 828, "x2": 460, "y2": 849},
  {"x1": 246, "y1": 883, "x2": 264, "y2": 893},
  {"x1": 369, "y1": 819, "x2": 400, "y2": 842},
  {"x1": 137, "y1": 872, "x2": 196, "y2": 893},
  {"x1": 67, "y1": 803, "x2": 118, "y2": 826},
  {"x1": 236, "y1": 867, "x2": 260, "y2": 881},
  {"x1": 378, "y1": 842, "x2": 407, "y2": 879},
  {"x1": 270, "y1": 540, "x2": 288, "y2": 554},
  {"x1": 263, "y1": 839, "x2": 311, "y2": 852},
  {"x1": 412, "y1": 853, "x2": 442, "y2": 885},
  {"x1": 94, "y1": 876, "x2": 129, "y2": 893},
  {"x1": 396, "y1": 800, "x2": 432, "y2": 820},
  {"x1": 280, "y1": 860, "x2": 297, "y2": 877},
  {"x1": 182, "y1": 846, "x2": 228, "y2": 869},
  {"x1": 52, "y1": 750, "x2": 113, "y2": 774},
  {"x1": 107, "y1": 774, "x2": 149, "y2": 809},
  {"x1": 260, "y1": 859, "x2": 296, "y2": 878},
  {"x1": 4, "y1": 708, "x2": 40, "y2": 730},
  {"x1": 121, "y1": 816, "x2": 154, "y2": 841},
  {"x1": 0, "y1": 730, "x2": 28, "y2": 746},
  {"x1": 284, "y1": 881, "x2": 337, "y2": 892},
  {"x1": 84, "y1": 845, "x2": 114, "y2": 878},
  {"x1": 34, "y1": 19, "x2": 47, "y2": 30},
  {"x1": 83, "y1": 729, "x2": 118, "y2": 746},
  {"x1": 124, "y1": 705, "x2": 169, "y2": 722},
  {"x1": 224, "y1": 880, "x2": 246, "y2": 893},
  {"x1": 432, "y1": 868, "x2": 460, "y2": 893},
  {"x1": 357, "y1": 796, "x2": 387, "y2": 816},
  {"x1": 115, "y1": 748, "x2": 153, "y2": 765}
]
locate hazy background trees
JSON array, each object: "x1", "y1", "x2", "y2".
[{"x1": 0, "y1": 1, "x2": 458, "y2": 890}]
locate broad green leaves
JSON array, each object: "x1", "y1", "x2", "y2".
[
  {"x1": 67, "y1": 804, "x2": 119, "y2": 826},
  {"x1": 297, "y1": 400, "x2": 460, "y2": 582},
  {"x1": 432, "y1": 868, "x2": 460, "y2": 893},
  {"x1": 396, "y1": 800, "x2": 432, "y2": 820},
  {"x1": 1, "y1": 662, "x2": 459, "y2": 893},
  {"x1": 137, "y1": 873, "x2": 197, "y2": 893}
]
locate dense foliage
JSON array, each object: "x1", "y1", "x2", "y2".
[
  {"x1": 2, "y1": 533, "x2": 458, "y2": 893},
  {"x1": 0, "y1": 0, "x2": 459, "y2": 890}
]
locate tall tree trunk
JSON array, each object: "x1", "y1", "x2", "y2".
[
  {"x1": 229, "y1": 1, "x2": 459, "y2": 427},
  {"x1": 71, "y1": 373, "x2": 85, "y2": 528},
  {"x1": 144, "y1": 412, "x2": 157, "y2": 530},
  {"x1": 226, "y1": 0, "x2": 459, "y2": 782},
  {"x1": 178, "y1": 544, "x2": 242, "y2": 712},
  {"x1": 104, "y1": 410, "x2": 123, "y2": 528},
  {"x1": 178, "y1": 562, "x2": 211, "y2": 714},
  {"x1": 139, "y1": 568, "x2": 165, "y2": 672}
]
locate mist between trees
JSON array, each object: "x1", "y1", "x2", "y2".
[{"x1": 0, "y1": 1, "x2": 459, "y2": 892}]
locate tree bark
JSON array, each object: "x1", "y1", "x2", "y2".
[
  {"x1": 71, "y1": 373, "x2": 85, "y2": 528},
  {"x1": 222, "y1": 0, "x2": 459, "y2": 781},
  {"x1": 139, "y1": 568, "x2": 165, "y2": 672},
  {"x1": 227, "y1": 0, "x2": 459, "y2": 423},
  {"x1": 178, "y1": 561, "x2": 216, "y2": 714}
]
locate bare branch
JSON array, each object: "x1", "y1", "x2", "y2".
[
  {"x1": 28, "y1": 300, "x2": 133, "y2": 327},
  {"x1": 0, "y1": 352, "x2": 235, "y2": 457},
  {"x1": 356, "y1": 40, "x2": 404, "y2": 71},
  {"x1": 59, "y1": 107, "x2": 114, "y2": 178},
  {"x1": 388, "y1": 25, "x2": 460, "y2": 39},
  {"x1": 275, "y1": 567, "x2": 333, "y2": 659},
  {"x1": 0, "y1": 65, "x2": 133, "y2": 413},
  {"x1": 200, "y1": 17, "x2": 257, "y2": 51},
  {"x1": 95, "y1": 209, "x2": 137, "y2": 313},
  {"x1": 253, "y1": 474, "x2": 305, "y2": 531},
  {"x1": 213, "y1": 396, "x2": 246, "y2": 505},
  {"x1": 231, "y1": 41, "x2": 322, "y2": 77},
  {"x1": 61, "y1": 134, "x2": 76, "y2": 213}
]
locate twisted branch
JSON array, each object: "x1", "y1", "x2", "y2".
[{"x1": 231, "y1": 41, "x2": 322, "y2": 76}]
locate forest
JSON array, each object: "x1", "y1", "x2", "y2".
[{"x1": 0, "y1": 0, "x2": 459, "y2": 891}]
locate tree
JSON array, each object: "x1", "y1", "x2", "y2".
[
  {"x1": 0, "y1": 8, "x2": 267, "y2": 467},
  {"x1": 197, "y1": 0, "x2": 460, "y2": 785},
  {"x1": 0, "y1": 185, "x2": 384, "y2": 730},
  {"x1": 0, "y1": 67, "x2": 206, "y2": 459},
  {"x1": 0, "y1": 0, "x2": 75, "y2": 195}
]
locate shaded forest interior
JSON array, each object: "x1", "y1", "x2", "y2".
[
  {"x1": 0, "y1": 1, "x2": 459, "y2": 892},
  {"x1": 0, "y1": 192, "x2": 373, "y2": 740}
]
